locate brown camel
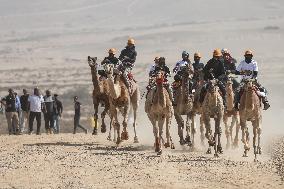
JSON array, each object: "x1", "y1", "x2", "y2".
[
  {"x1": 193, "y1": 70, "x2": 205, "y2": 146},
  {"x1": 173, "y1": 66, "x2": 195, "y2": 147},
  {"x1": 104, "y1": 64, "x2": 140, "y2": 144},
  {"x1": 239, "y1": 79, "x2": 262, "y2": 161},
  {"x1": 223, "y1": 75, "x2": 240, "y2": 149},
  {"x1": 88, "y1": 56, "x2": 111, "y2": 135},
  {"x1": 202, "y1": 79, "x2": 224, "y2": 157},
  {"x1": 145, "y1": 70, "x2": 174, "y2": 155}
]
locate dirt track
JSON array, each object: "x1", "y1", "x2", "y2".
[{"x1": 0, "y1": 134, "x2": 282, "y2": 189}]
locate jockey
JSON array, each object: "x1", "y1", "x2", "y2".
[
  {"x1": 199, "y1": 49, "x2": 227, "y2": 108},
  {"x1": 234, "y1": 50, "x2": 270, "y2": 110},
  {"x1": 221, "y1": 49, "x2": 239, "y2": 89},
  {"x1": 100, "y1": 48, "x2": 120, "y2": 78},
  {"x1": 118, "y1": 38, "x2": 137, "y2": 93},
  {"x1": 147, "y1": 57, "x2": 172, "y2": 102},
  {"x1": 172, "y1": 51, "x2": 194, "y2": 105},
  {"x1": 192, "y1": 52, "x2": 204, "y2": 90}
]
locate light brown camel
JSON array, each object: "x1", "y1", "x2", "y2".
[
  {"x1": 223, "y1": 75, "x2": 240, "y2": 149},
  {"x1": 202, "y1": 79, "x2": 224, "y2": 157},
  {"x1": 145, "y1": 70, "x2": 174, "y2": 155},
  {"x1": 104, "y1": 64, "x2": 140, "y2": 144},
  {"x1": 173, "y1": 66, "x2": 195, "y2": 147},
  {"x1": 193, "y1": 70, "x2": 205, "y2": 146},
  {"x1": 239, "y1": 79, "x2": 262, "y2": 161},
  {"x1": 88, "y1": 56, "x2": 111, "y2": 135}
]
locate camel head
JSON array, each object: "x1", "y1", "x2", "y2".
[
  {"x1": 207, "y1": 79, "x2": 219, "y2": 95},
  {"x1": 88, "y1": 56, "x2": 98, "y2": 67},
  {"x1": 225, "y1": 77, "x2": 233, "y2": 92},
  {"x1": 244, "y1": 79, "x2": 255, "y2": 92},
  {"x1": 156, "y1": 70, "x2": 165, "y2": 85},
  {"x1": 180, "y1": 65, "x2": 190, "y2": 78},
  {"x1": 104, "y1": 63, "x2": 114, "y2": 76}
]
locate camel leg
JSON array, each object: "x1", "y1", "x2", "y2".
[
  {"x1": 100, "y1": 110, "x2": 107, "y2": 133},
  {"x1": 200, "y1": 114, "x2": 205, "y2": 146},
  {"x1": 233, "y1": 114, "x2": 240, "y2": 148},
  {"x1": 157, "y1": 115, "x2": 165, "y2": 155},
  {"x1": 121, "y1": 105, "x2": 130, "y2": 141},
  {"x1": 166, "y1": 115, "x2": 175, "y2": 149},
  {"x1": 185, "y1": 115, "x2": 192, "y2": 146},
  {"x1": 223, "y1": 113, "x2": 230, "y2": 149},
  {"x1": 107, "y1": 116, "x2": 113, "y2": 141},
  {"x1": 92, "y1": 103, "x2": 99, "y2": 135},
  {"x1": 204, "y1": 115, "x2": 212, "y2": 154},
  {"x1": 175, "y1": 113, "x2": 185, "y2": 145},
  {"x1": 132, "y1": 103, "x2": 139, "y2": 143},
  {"x1": 150, "y1": 115, "x2": 159, "y2": 153},
  {"x1": 241, "y1": 119, "x2": 249, "y2": 157},
  {"x1": 257, "y1": 124, "x2": 262, "y2": 155},
  {"x1": 216, "y1": 117, "x2": 223, "y2": 155},
  {"x1": 191, "y1": 114, "x2": 196, "y2": 147}
]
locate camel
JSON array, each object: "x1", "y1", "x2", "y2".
[
  {"x1": 193, "y1": 70, "x2": 206, "y2": 146},
  {"x1": 239, "y1": 79, "x2": 262, "y2": 161},
  {"x1": 223, "y1": 75, "x2": 240, "y2": 149},
  {"x1": 202, "y1": 79, "x2": 224, "y2": 157},
  {"x1": 88, "y1": 56, "x2": 111, "y2": 135},
  {"x1": 145, "y1": 70, "x2": 174, "y2": 155},
  {"x1": 104, "y1": 64, "x2": 140, "y2": 144},
  {"x1": 173, "y1": 66, "x2": 195, "y2": 147}
]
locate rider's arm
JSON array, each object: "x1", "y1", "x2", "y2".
[{"x1": 252, "y1": 71, "x2": 258, "y2": 78}]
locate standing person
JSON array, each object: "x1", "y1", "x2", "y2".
[
  {"x1": 0, "y1": 89, "x2": 20, "y2": 135},
  {"x1": 43, "y1": 90, "x2": 57, "y2": 134},
  {"x1": 28, "y1": 88, "x2": 44, "y2": 135},
  {"x1": 13, "y1": 92, "x2": 21, "y2": 134},
  {"x1": 73, "y1": 96, "x2": 88, "y2": 134},
  {"x1": 20, "y1": 89, "x2": 30, "y2": 133},
  {"x1": 53, "y1": 94, "x2": 63, "y2": 134}
]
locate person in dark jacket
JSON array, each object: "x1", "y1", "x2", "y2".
[
  {"x1": 20, "y1": 89, "x2": 29, "y2": 133},
  {"x1": 192, "y1": 52, "x2": 205, "y2": 90},
  {"x1": 118, "y1": 38, "x2": 137, "y2": 93},
  {"x1": 100, "y1": 48, "x2": 120, "y2": 78},
  {"x1": 43, "y1": 90, "x2": 57, "y2": 134},
  {"x1": 1, "y1": 89, "x2": 20, "y2": 135},
  {"x1": 222, "y1": 49, "x2": 239, "y2": 90},
  {"x1": 53, "y1": 94, "x2": 63, "y2": 134},
  {"x1": 73, "y1": 96, "x2": 88, "y2": 134},
  {"x1": 200, "y1": 49, "x2": 227, "y2": 108}
]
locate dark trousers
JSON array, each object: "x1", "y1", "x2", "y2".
[
  {"x1": 29, "y1": 112, "x2": 41, "y2": 133},
  {"x1": 74, "y1": 114, "x2": 87, "y2": 134},
  {"x1": 44, "y1": 113, "x2": 54, "y2": 131}
]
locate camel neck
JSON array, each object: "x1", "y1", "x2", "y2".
[{"x1": 91, "y1": 66, "x2": 101, "y2": 92}]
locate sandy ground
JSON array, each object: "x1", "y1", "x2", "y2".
[
  {"x1": 0, "y1": 134, "x2": 283, "y2": 189},
  {"x1": 0, "y1": 0, "x2": 284, "y2": 188}
]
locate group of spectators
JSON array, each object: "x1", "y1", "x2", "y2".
[{"x1": 0, "y1": 88, "x2": 63, "y2": 135}]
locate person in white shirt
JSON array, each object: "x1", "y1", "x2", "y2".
[
  {"x1": 234, "y1": 50, "x2": 270, "y2": 110},
  {"x1": 28, "y1": 88, "x2": 45, "y2": 135},
  {"x1": 172, "y1": 51, "x2": 194, "y2": 105}
]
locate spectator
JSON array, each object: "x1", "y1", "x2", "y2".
[
  {"x1": 1, "y1": 89, "x2": 20, "y2": 135},
  {"x1": 28, "y1": 88, "x2": 44, "y2": 135},
  {"x1": 53, "y1": 94, "x2": 63, "y2": 134},
  {"x1": 43, "y1": 90, "x2": 57, "y2": 134},
  {"x1": 14, "y1": 92, "x2": 22, "y2": 134},
  {"x1": 20, "y1": 89, "x2": 30, "y2": 133},
  {"x1": 73, "y1": 96, "x2": 88, "y2": 134}
]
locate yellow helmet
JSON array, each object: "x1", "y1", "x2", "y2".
[
  {"x1": 108, "y1": 48, "x2": 116, "y2": 54},
  {"x1": 194, "y1": 52, "x2": 202, "y2": 58},
  {"x1": 127, "y1": 38, "x2": 135, "y2": 45},
  {"x1": 244, "y1": 50, "x2": 253, "y2": 56},
  {"x1": 213, "y1": 49, "x2": 222, "y2": 57}
]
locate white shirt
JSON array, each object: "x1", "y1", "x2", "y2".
[
  {"x1": 236, "y1": 59, "x2": 258, "y2": 79},
  {"x1": 174, "y1": 60, "x2": 189, "y2": 73},
  {"x1": 28, "y1": 95, "x2": 44, "y2": 112}
]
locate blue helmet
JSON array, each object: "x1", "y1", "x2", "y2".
[{"x1": 182, "y1": 51, "x2": 189, "y2": 57}]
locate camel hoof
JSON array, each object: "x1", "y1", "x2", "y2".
[
  {"x1": 171, "y1": 143, "x2": 175, "y2": 149},
  {"x1": 217, "y1": 146, "x2": 223, "y2": 154},
  {"x1": 164, "y1": 142, "x2": 170, "y2": 148},
  {"x1": 257, "y1": 147, "x2": 262, "y2": 155},
  {"x1": 208, "y1": 141, "x2": 215, "y2": 147},
  {"x1": 107, "y1": 136, "x2": 112, "y2": 141},
  {"x1": 254, "y1": 158, "x2": 258, "y2": 162},
  {"x1": 121, "y1": 131, "x2": 129, "y2": 141},
  {"x1": 116, "y1": 138, "x2": 122, "y2": 145},
  {"x1": 134, "y1": 136, "x2": 139, "y2": 143},
  {"x1": 242, "y1": 153, "x2": 248, "y2": 157},
  {"x1": 101, "y1": 124, "x2": 106, "y2": 133},
  {"x1": 157, "y1": 150, "x2": 162, "y2": 155},
  {"x1": 179, "y1": 139, "x2": 186, "y2": 146},
  {"x1": 206, "y1": 149, "x2": 211, "y2": 154},
  {"x1": 92, "y1": 129, "x2": 98, "y2": 135},
  {"x1": 214, "y1": 153, "x2": 219, "y2": 158}
]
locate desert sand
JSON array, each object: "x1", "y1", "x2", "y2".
[{"x1": 0, "y1": 0, "x2": 284, "y2": 188}]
